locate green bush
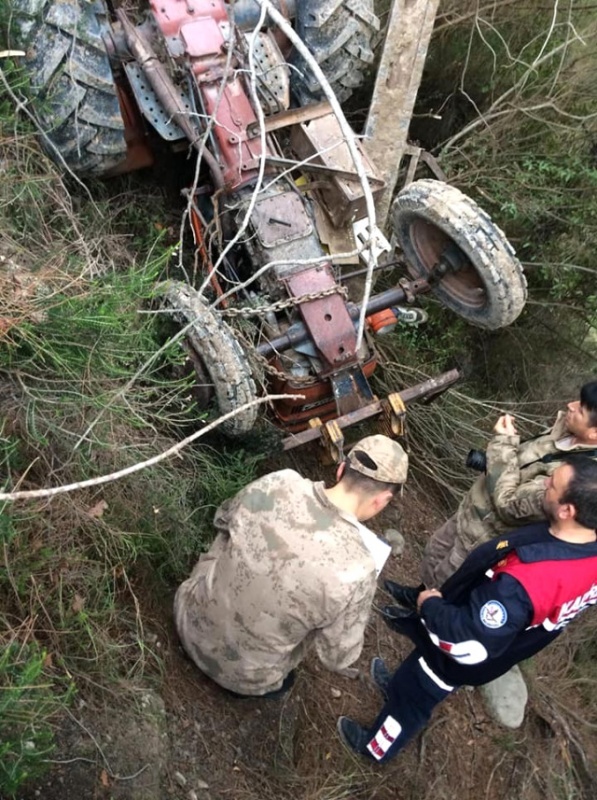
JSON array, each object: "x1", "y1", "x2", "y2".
[
  {"x1": 0, "y1": 639, "x2": 73, "y2": 797},
  {"x1": 0, "y1": 97, "x2": 266, "y2": 694}
]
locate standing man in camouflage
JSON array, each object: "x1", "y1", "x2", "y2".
[{"x1": 174, "y1": 435, "x2": 408, "y2": 697}]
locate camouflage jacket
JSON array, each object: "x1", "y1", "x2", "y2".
[
  {"x1": 174, "y1": 469, "x2": 377, "y2": 696},
  {"x1": 456, "y1": 411, "x2": 597, "y2": 552}
]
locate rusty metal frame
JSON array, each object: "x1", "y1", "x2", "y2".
[
  {"x1": 247, "y1": 101, "x2": 332, "y2": 138},
  {"x1": 282, "y1": 370, "x2": 461, "y2": 453},
  {"x1": 264, "y1": 155, "x2": 385, "y2": 184},
  {"x1": 402, "y1": 144, "x2": 448, "y2": 186},
  {"x1": 284, "y1": 265, "x2": 359, "y2": 372}
]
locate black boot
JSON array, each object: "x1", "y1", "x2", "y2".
[
  {"x1": 336, "y1": 716, "x2": 374, "y2": 760},
  {"x1": 380, "y1": 605, "x2": 417, "y2": 633},
  {"x1": 383, "y1": 580, "x2": 424, "y2": 610}
]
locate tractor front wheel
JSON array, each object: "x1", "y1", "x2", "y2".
[
  {"x1": 392, "y1": 180, "x2": 527, "y2": 330},
  {"x1": 160, "y1": 283, "x2": 259, "y2": 437}
]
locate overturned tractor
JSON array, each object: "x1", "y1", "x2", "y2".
[{"x1": 10, "y1": 0, "x2": 527, "y2": 455}]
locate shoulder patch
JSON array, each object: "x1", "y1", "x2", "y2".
[{"x1": 480, "y1": 600, "x2": 508, "y2": 629}]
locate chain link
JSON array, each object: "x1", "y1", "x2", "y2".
[
  {"x1": 221, "y1": 284, "x2": 351, "y2": 384},
  {"x1": 236, "y1": 326, "x2": 319, "y2": 385},
  {"x1": 218, "y1": 284, "x2": 349, "y2": 318},
  {"x1": 250, "y1": 346, "x2": 317, "y2": 385}
]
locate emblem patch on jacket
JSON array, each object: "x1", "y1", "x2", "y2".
[{"x1": 480, "y1": 600, "x2": 508, "y2": 628}]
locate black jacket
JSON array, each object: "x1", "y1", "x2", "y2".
[{"x1": 391, "y1": 523, "x2": 597, "y2": 686}]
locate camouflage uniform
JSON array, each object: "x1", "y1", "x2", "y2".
[
  {"x1": 174, "y1": 470, "x2": 379, "y2": 696},
  {"x1": 422, "y1": 412, "x2": 597, "y2": 586}
]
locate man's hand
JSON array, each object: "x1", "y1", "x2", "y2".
[
  {"x1": 493, "y1": 413, "x2": 518, "y2": 437},
  {"x1": 417, "y1": 588, "x2": 442, "y2": 612}
]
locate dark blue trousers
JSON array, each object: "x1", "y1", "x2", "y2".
[{"x1": 363, "y1": 650, "x2": 457, "y2": 762}]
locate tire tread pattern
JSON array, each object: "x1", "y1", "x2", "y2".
[
  {"x1": 10, "y1": 0, "x2": 127, "y2": 175},
  {"x1": 392, "y1": 179, "x2": 528, "y2": 330},
  {"x1": 161, "y1": 282, "x2": 259, "y2": 437},
  {"x1": 292, "y1": 0, "x2": 379, "y2": 103}
]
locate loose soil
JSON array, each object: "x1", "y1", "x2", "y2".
[{"x1": 15, "y1": 456, "x2": 597, "y2": 800}]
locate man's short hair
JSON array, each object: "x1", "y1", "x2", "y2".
[
  {"x1": 561, "y1": 454, "x2": 597, "y2": 529},
  {"x1": 580, "y1": 380, "x2": 597, "y2": 427}
]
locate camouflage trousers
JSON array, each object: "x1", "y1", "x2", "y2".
[{"x1": 420, "y1": 514, "x2": 470, "y2": 588}]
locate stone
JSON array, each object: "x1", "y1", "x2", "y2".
[
  {"x1": 480, "y1": 665, "x2": 528, "y2": 729},
  {"x1": 330, "y1": 688, "x2": 342, "y2": 699},
  {"x1": 384, "y1": 528, "x2": 405, "y2": 556},
  {"x1": 174, "y1": 771, "x2": 187, "y2": 787}
]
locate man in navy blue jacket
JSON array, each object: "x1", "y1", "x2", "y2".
[{"x1": 337, "y1": 455, "x2": 597, "y2": 763}]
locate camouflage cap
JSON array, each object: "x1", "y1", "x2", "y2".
[{"x1": 347, "y1": 434, "x2": 408, "y2": 484}]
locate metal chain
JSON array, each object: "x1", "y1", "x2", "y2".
[
  {"x1": 218, "y1": 284, "x2": 349, "y2": 318},
  {"x1": 221, "y1": 284, "x2": 350, "y2": 384},
  {"x1": 234, "y1": 325, "x2": 319, "y2": 386}
]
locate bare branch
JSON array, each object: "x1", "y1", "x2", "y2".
[
  {"x1": 0, "y1": 394, "x2": 303, "y2": 502},
  {"x1": 443, "y1": 30, "x2": 596, "y2": 151}
]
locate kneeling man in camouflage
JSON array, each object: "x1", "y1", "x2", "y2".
[{"x1": 174, "y1": 435, "x2": 408, "y2": 697}]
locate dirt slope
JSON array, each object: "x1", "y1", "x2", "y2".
[{"x1": 15, "y1": 478, "x2": 596, "y2": 800}]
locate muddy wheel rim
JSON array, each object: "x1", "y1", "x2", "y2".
[{"x1": 410, "y1": 219, "x2": 487, "y2": 310}]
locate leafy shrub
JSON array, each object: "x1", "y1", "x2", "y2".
[{"x1": 0, "y1": 637, "x2": 73, "y2": 797}]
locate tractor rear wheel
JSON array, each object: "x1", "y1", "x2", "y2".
[
  {"x1": 9, "y1": 0, "x2": 127, "y2": 176},
  {"x1": 291, "y1": 0, "x2": 380, "y2": 104},
  {"x1": 160, "y1": 282, "x2": 259, "y2": 437},
  {"x1": 392, "y1": 180, "x2": 527, "y2": 330}
]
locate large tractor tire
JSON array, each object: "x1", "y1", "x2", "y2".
[
  {"x1": 160, "y1": 282, "x2": 259, "y2": 437},
  {"x1": 9, "y1": 0, "x2": 127, "y2": 176},
  {"x1": 291, "y1": 0, "x2": 380, "y2": 104},
  {"x1": 392, "y1": 180, "x2": 527, "y2": 330}
]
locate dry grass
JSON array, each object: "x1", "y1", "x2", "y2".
[
  {"x1": 0, "y1": 128, "x2": 262, "y2": 704},
  {"x1": 372, "y1": 332, "x2": 582, "y2": 508}
]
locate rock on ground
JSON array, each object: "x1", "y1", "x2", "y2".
[
  {"x1": 384, "y1": 528, "x2": 405, "y2": 556},
  {"x1": 479, "y1": 665, "x2": 528, "y2": 729}
]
